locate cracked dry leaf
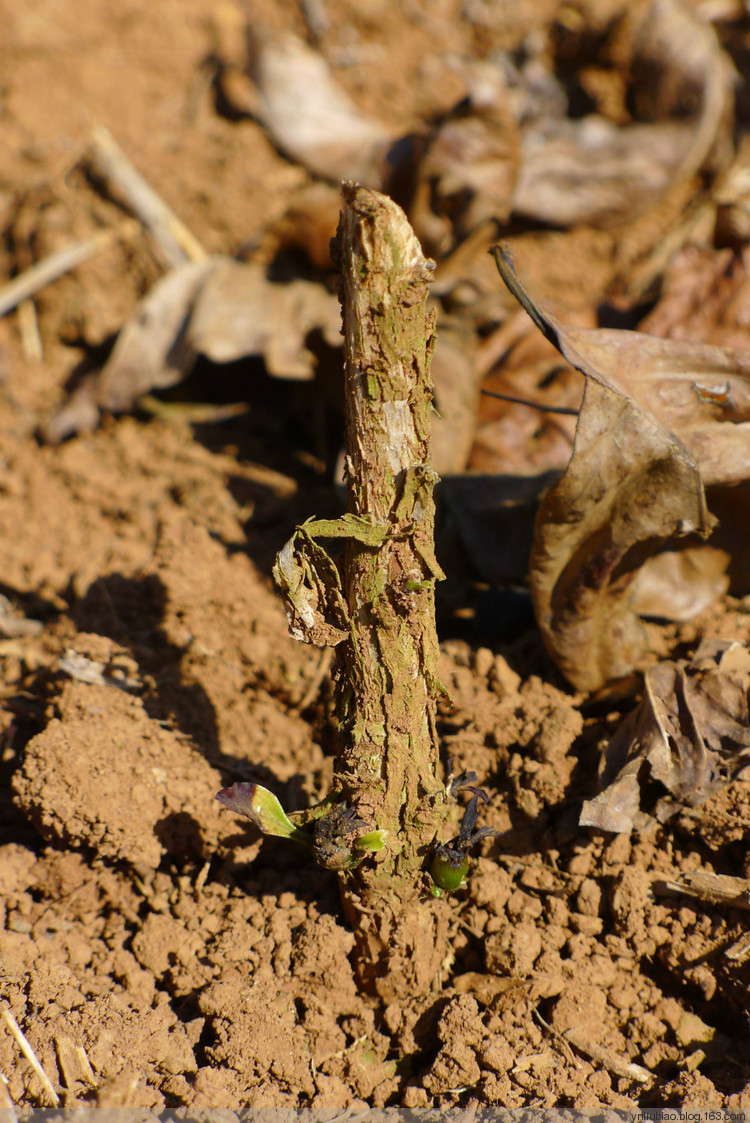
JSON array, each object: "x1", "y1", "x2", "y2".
[
  {"x1": 581, "y1": 641, "x2": 750, "y2": 833},
  {"x1": 494, "y1": 246, "x2": 717, "y2": 693},
  {"x1": 46, "y1": 257, "x2": 342, "y2": 439}
]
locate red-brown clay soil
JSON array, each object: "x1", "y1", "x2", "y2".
[{"x1": 2, "y1": 0, "x2": 750, "y2": 1112}]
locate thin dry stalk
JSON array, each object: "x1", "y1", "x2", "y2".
[
  {"x1": 87, "y1": 127, "x2": 207, "y2": 268},
  {"x1": 1, "y1": 1007, "x2": 60, "y2": 1107},
  {"x1": 0, "y1": 224, "x2": 138, "y2": 318}
]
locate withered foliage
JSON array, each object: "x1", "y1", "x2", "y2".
[
  {"x1": 47, "y1": 258, "x2": 341, "y2": 441},
  {"x1": 581, "y1": 641, "x2": 750, "y2": 832},
  {"x1": 494, "y1": 247, "x2": 750, "y2": 695}
]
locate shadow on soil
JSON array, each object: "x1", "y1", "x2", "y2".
[{"x1": 71, "y1": 571, "x2": 221, "y2": 756}]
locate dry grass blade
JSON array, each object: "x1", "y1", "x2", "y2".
[
  {"x1": 0, "y1": 224, "x2": 138, "y2": 318},
  {"x1": 87, "y1": 127, "x2": 207, "y2": 267},
  {"x1": 0, "y1": 1008, "x2": 60, "y2": 1107}
]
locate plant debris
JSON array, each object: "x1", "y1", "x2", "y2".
[
  {"x1": 493, "y1": 245, "x2": 750, "y2": 693},
  {"x1": 46, "y1": 257, "x2": 341, "y2": 440},
  {"x1": 581, "y1": 640, "x2": 750, "y2": 832}
]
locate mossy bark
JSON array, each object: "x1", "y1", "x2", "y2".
[
  {"x1": 333, "y1": 184, "x2": 450, "y2": 1000},
  {"x1": 274, "y1": 184, "x2": 451, "y2": 1002}
]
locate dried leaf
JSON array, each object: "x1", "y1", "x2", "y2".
[
  {"x1": 536, "y1": 380, "x2": 708, "y2": 691},
  {"x1": 494, "y1": 246, "x2": 713, "y2": 692},
  {"x1": 47, "y1": 257, "x2": 342, "y2": 438},
  {"x1": 547, "y1": 326, "x2": 750, "y2": 487},
  {"x1": 187, "y1": 257, "x2": 341, "y2": 378},
  {"x1": 581, "y1": 641, "x2": 750, "y2": 832},
  {"x1": 514, "y1": 119, "x2": 694, "y2": 227},
  {"x1": 97, "y1": 258, "x2": 216, "y2": 410},
  {"x1": 247, "y1": 32, "x2": 393, "y2": 184},
  {"x1": 272, "y1": 529, "x2": 350, "y2": 648},
  {"x1": 631, "y1": 545, "x2": 730, "y2": 622},
  {"x1": 512, "y1": 0, "x2": 729, "y2": 227}
]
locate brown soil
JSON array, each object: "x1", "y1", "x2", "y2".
[{"x1": 2, "y1": 0, "x2": 750, "y2": 1112}]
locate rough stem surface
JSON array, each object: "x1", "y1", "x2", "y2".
[{"x1": 331, "y1": 183, "x2": 449, "y2": 1000}]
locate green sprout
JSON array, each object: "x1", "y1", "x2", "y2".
[
  {"x1": 216, "y1": 782, "x2": 312, "y2": 844},
  {"x1": 430, "y1": 773, "x2": 497, "y2": 897},
  {"x1": 216, "y1": 782, "x2": 387, "y2": 868}
]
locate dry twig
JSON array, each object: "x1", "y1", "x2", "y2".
[
  {"x1": 563, "y1": 1026, "x2": 654, "y2": 1085},
  {"x1": 1, "y1": 1007, "x2": 60, "y2": 1107},
  {"x1": 0, "y1": 224, "x2": 138, "y2": 319},
  {"x1": 654, "y1": 870, "x2": 750, "y2": 911},
  {"x1": 87, "y1": 126, "x2": 207, "y2": 267}
]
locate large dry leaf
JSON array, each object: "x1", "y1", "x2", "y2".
[
  {"x1": 549, "y1": 327, "x2": 750, "y2": 487},
  {"x1": 497, "y1": 246, "x2": 750, "y2": 690},
  {"x1": 533, "y1": 378, "x2": 709, "y2": 691},
  {"x1": 581, "y1": 641, "x2": 750, "y2": 832},
  {"x1": 512, "y1": 0, "x2": 730, "y2": 227},
  {"x1": 47, "y1": 257, "x2": 342, "y2": 440},
  {"x1": 494, "y1": 247, "x2": 719, "y2": 693}
]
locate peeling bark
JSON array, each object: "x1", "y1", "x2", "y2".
[
  {"x1": 332, "y1": 184, "x2": 450, "y2": 999},
  {"x1": 275, "y1": 184, "x2": 451, "y2": 1001}
]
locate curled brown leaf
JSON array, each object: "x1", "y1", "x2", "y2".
[{"x1": 493, "y1": 245, "x2": 716, "y2": 693}]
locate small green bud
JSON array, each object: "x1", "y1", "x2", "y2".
[
  {"x1": 430, "y1": 845, "x2": 469, "y2": 894},
  {"x1": 353, "y1": 829, "x2": 388, "y2": 853}
]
